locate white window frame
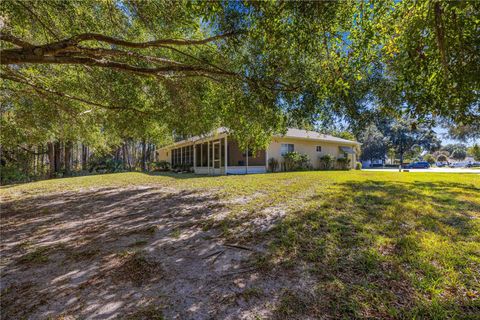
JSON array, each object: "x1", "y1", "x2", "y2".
[
  {"x1": 281, "y1": 143, "x2": 294, "y2": 156},
  {"x1": 316, "y1": 146, "x2": 322, "y2": 152}
]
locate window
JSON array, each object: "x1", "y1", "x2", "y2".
[
  {"x1": 281, "y1": 143, "x2": 294, "y2": 156},
  {"x1": 316, "y1": 146, "x2": 322, "y2": 152}
]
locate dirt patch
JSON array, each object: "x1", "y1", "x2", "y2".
[
  {"x1": 0, "y1": 185, "x2": 303, "y2": 319},
  {"x1": 110, "y1": 251, "x2": 163, "y2": 285}
]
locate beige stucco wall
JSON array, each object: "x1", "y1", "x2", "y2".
[
  {"x1": 159, "y1": 135, "x2": 358, "y2": 172},
  {"x1": 267, "y1": 137, "x2": 357, "y2": 170},
  {"x1": 158, "y1": 149, "x2": 169, "y2": 162}
]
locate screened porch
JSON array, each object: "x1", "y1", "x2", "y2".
[{"x1": 169, "y1": 137, "x2": 267, "y2": 175}]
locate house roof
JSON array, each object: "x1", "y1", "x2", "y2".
[
  {"x1": 161, "y1": 127, "x2": 359, "y2": 149},
  {"x1": 277, "y1": 128, "x2": 360, "y2": 145}
]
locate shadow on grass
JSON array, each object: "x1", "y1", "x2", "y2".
[
  {"x1": 267, "y1": 179, "x2": 479, "y2": 319},
  {"x1": 0, "y1": 171, "x2": 211, "y2": 190},
  {"x1": 1, "y1": 177, "x2": 478, "y2": 319}
]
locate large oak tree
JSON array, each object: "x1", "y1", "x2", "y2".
[{"x1": 1, "y1": 0, "x2": 478, "y2": 155}]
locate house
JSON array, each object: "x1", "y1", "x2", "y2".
[
  {"x1": 361, "y1": 159, "x2": 386, "y2": 168},
  {"x1": 158, "y1": 128, "x2": 360, "y2": 174}
]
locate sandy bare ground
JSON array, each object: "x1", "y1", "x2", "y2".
[{"x1": 1, "y1": 186, "x2": 307, "y2": 320}]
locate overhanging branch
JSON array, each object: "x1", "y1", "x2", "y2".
[{"x1": 2, "y1": 73, "x2": 151, "y2": 114}]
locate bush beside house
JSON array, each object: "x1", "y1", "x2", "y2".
[
  {"x1": 336, "y1": 157, "x2": 351, "y2": 170},
  {"x1": 268, "y1": 157, "x2": 279, "y2": 172},
  {"x1": 319, "y1": 154, "x2": 334, "y2": 170},
  {"x1": 282, "y1": 152, "x2": 311, "y2": 171}
]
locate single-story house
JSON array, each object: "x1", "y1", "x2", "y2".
[
  {"x1": 361, "y1": 159, "x2": 386, "y2": 168},
  {"x1": 158, "y1": 128, "x2": 360, "y2": 175}
]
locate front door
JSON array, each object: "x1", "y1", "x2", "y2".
[{"x1": 212, "y1": 141, "x2": 221, "y2": 174}]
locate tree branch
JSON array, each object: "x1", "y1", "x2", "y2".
[
  {"x1": 0, "y1": 33, "x2": 33, "y2": 48},
  {"x1": 70, "y1": 30, "x2": 242, "y2": 48},
  {"x1": 76, "y1": 46, "x2": 184, "y2": 65},
  {"x1": 2, "y1": 73, "x2": 150, "y2": 114},
  {"x1": 0, "y1": 51, "x2": 237, "y2": 77},
  {"x1": 17, "y1": 145, "x2": 48, "y2": 155},
  {"x1": 0, "y1": 30, "x2": 241, "y2": 57}
]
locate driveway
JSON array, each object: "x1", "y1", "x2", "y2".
[
  {"x1": 363, "y1": 167, "x2": 480, "y2": 173},
  {"x1": 362, "y1": 168, "x2": 480, "y2": 174}
]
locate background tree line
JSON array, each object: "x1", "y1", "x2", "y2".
[
  {"x1": 357, "y1": 117, "x2": 479, "y2": 165},
  {"x1": 1, "y1": 0, "x2": 478, "y2": 183}
]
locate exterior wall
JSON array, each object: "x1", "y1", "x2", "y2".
[
  {"x1": 226, "y1": 166, "x2": 266, "y2": 174},
  {"x1": 267, "y1": 137, "x2": 357, "y2": 170},
  {"x1": 195, "y1": 167, "x2": 225, "y2": 175},
  {"x1": 158, "y1": 149, "x2": 169, "y2": 162},
  {"x1": 159, "y1": 134, "x2": 358, "y2": 174}
]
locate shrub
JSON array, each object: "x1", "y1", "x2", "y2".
[
  {"x1": 268, "y1": 157, "x2": 279, "y2": 172},
  {"x1": 336, "y1": 157, "x2": 351, "y2": 170},
  {"x1": 355, "y1": 162, "x2": 362, "y2": 170},
  {"x1": 451, "y1": 148, "x2": 466, "y2": 160},
  {"x1": 184, "y1": 163, "x2": 193, "y2": 172},
  {"x1": 436, "y1": 154, "x2": 448, "y2": 163},
  {"x1": 153, "y1": 160, "x2": 170, "y2": 171},
  {"x1": 173, "y1": 163, "x2": 192, "y2": 173},
  {"x1": 423, "y1": 154, "x2": 435, "y2": 165},
  {"x1": 0, "y1": 166, "x2": 29, "y2": 184},
  {"x1": 319, "y1": 154, "x2": 334, "y2": 170},
  {"x1": 282, "y1": 152, "x2": 311, "y2": 171},
  {"x1": 89, "y1": 156, "x2": 123, "y2": 173}
]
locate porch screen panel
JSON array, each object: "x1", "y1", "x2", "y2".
[
  {"x1": 195, "y1": 145, "x2": 201, "y2": 167},
  {"x1": 172, "y1": 148, "x2": 178, "y2": 166},
  {"x1": 221, "y1": 139, "x2": 225, "y2": 166},
  {"x1": 208, "y1": 141, "x2": 213, "y2": 167},
  {"x1": 226, "y1": 139, "x2": 266, "y2": 166},
  {"x1": 202, "y1": 143, "x2": 208, "y2": 166}
]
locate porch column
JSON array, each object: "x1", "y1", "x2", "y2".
[
  {"x1": 207, "y1": 140, "x2": 210, "y2": 175},
  {"x1": 224, "y1": 136, "x2": 228, "y2": 175}
]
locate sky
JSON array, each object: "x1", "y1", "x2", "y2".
[{"x1": 434, "y1": 126, "x2": 478, "y2": 146}]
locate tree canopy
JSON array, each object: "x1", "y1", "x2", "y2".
[{"x1": 1, "y1": 0, "x2": 479, "y2": 155}]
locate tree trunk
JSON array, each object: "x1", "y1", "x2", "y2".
[
  {"x1": 82, "y1": 144, "x2": 88, "y2": 170},
  {"x1": 141, "y1": 140, "x2": 147, "y2": 171},
  {"x1": 64, "y1": 141, "x2": 73, "y2": 175},
  {"x1": 54, "y1": 141, "x2": 62, "y2": 174},
  {"x1": 47, "y1": 142, "x2": 55, "y2": 177},
  {"x1": 40, "y1": 145, "x2": 45, "y2": 176},
  {"x1": 123, "y1": 142, "x2": 131, "y2": 171}
]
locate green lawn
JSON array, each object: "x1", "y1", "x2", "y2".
[{"x1": 1, "y1": 171, "x2": 479, "y2": 319}]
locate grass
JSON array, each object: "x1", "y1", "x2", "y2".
[
  {"x1": 17, "y1": 246, "x2": 51, "y2": 264},
  {"x1": 124, "y1": 305, "x2": 164, "y2": 320},
  {"x1": 2, "y1": 171, "x2": 479, "y2": 318}
]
